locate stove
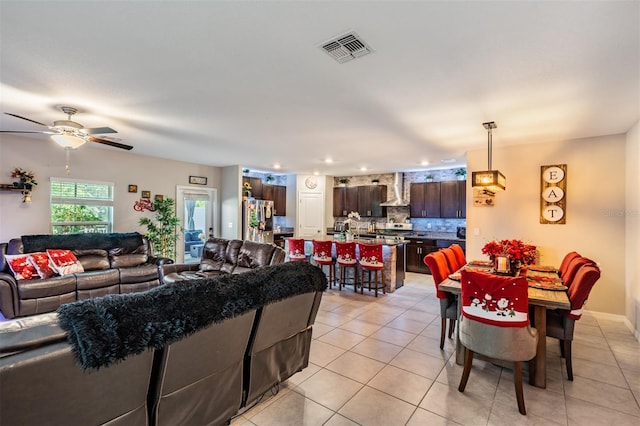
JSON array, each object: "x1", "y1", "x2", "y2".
[{"x1": 376, "y1": 222, "x2": 413, "y2": 241}]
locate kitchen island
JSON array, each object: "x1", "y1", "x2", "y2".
[{"x1": 286, "y1": 235, "x2": 405, "y2": 292}]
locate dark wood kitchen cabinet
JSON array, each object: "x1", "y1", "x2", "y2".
[
  {"x1": 405, "y1": 239, "x2": 437, "y2": 274},
  {"x1": 263, "y1": 184, "x2": 287, "y2": 216},
  {"x1": 357, "y1": 185, "x2": 387, "y2": 217},
  {"x1": 409, "y1": 182, "x2": 440, "y2": 218},
  {"x1": 242, "y1": 177, "x2": 263, "y2": 199},
  {"x1": 333, "y1": 187, "x2": 358, "y2": 217},
  {"x1": 440, "y1": 181, "x2": 466, "y2": 218}
]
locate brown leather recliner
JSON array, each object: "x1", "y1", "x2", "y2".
[{"x1": 161, "y1": 238, "x2": 285, "y2": 283}]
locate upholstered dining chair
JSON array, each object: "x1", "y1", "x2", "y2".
[
  {"x1": 441, "y1": 247, "x2": 462, "y2": 273},
  {"x1": 312, "y1": 240, "x2": 335, "y2": 288},
  {"x1": 358, "y1": 243, "x2": 385, "y2": 297},
  {"x1": 423, "y1": 251, "x2": 456, "y2": 349},
  {"x1": 286, "y1": 238, "x2": 308, "y2": 262},
  {"x1": 546, "y1": 264, "x2": 601, "y2": 380},
  {"x1": 558, "y1": 251, "x2": 580, "y2": 278},
  {"x1": 335, "y1": 241, "x2": 358, "y2": 291},
  {"x1": 560, "y1": 256, "x2": 594, "y2": 288},
  {"x1": 450, "y1": 244, "x2": 467, "y2": 269},
  {"x1": 457, "y1": 269, "x2": 538, "y2": 415}
]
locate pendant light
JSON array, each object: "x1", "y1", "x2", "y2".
[{"x1": 471, "y1": 121, "x2": 506, "y2": 193}]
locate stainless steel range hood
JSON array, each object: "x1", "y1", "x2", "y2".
[{"x1": 380, "y1": 172, "x2": 409, "y2": 206}]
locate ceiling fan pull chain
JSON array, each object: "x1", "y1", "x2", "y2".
[{"x1": 65, "y1": 148, "x2": 71, "y2": 175}]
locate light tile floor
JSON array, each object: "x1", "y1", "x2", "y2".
[{"x1": 232, "y1": 272, "x2": 640, "y2": 426}]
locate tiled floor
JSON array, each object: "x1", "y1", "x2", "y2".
[{"x1": 232, "y1": 272, "x2": 640, "y2": 426}]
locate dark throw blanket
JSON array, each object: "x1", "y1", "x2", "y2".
[
  {"x1": 22, "y1": 232, "x2": 144, "y2": 253},
  {"x1": 57, "y1": 262, "x2": 327, "y2": 369}
]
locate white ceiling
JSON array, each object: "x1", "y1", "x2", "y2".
[{"x1": 1, "y1": 1, "x2": 638, "y2": 176}]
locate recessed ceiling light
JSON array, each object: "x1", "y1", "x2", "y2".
[
  {"x1": 325, "y1": 158, "x2": 333, "y2": 164},
  {"x1": 420, "y1": 160, "x2": 429, "y2": 166},
  {"x1": 360, "y1": 167, "x2": 367, "y2": 172},
  {"x1": 313, "y1": 171, "x2": 320, "y2": 176},
  {"x1": 273, "y1": 163, "x2": 281, "y2": 169}
]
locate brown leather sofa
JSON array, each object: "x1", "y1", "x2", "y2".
[
  {"x1": 161, "y1": 237, "x2": 286, "y2": 283},
  {"x1": 0, "y1": 262, "x2": 326, "y2": 426},
  {"x1": 0, "y1": 233, "x2": 172, "y2": 319}
]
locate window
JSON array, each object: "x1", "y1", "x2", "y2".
[{"x1": 50, "y1": 178, "x2": 114, "y2": 234}]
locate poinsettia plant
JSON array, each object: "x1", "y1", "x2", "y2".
[{"x1": 482, "y1": 239, "x2": 537, "y2": 265}]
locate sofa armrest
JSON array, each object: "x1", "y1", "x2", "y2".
[
  {"x1": 0, "y1": 273, "x2": 19, "y2": 319},
  {"x1": 150, "y1": 256, "x2": 174, "y2": 266}
]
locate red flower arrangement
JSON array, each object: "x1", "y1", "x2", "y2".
[{"x1": 481, "y1": 239, "x2": 537, "y2": 265}]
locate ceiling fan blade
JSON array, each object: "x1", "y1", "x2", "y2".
[
  {"x1": 0, "y1": 130, "x2": 57, "y2": 134},
  {"x1": 87, "y1": 136, "x2": 133, "y2": 151},
  {"x1": 4, "y1": 112, "x2": 49, "y2": 127},
  {"x1": 84, "y1": 126, "x2": 117, "y2": 135}
]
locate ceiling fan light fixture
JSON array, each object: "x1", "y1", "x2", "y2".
[
  {"x1": 51, "y1": 133, "x2": 86, "y2": 149},
  {"x1": 472, "y1": 121, "x2": 506, "y2": 192}
]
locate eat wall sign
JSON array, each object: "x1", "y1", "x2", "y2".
[{"x1": 540, "y1": 164, "x2": 567, "y2": 224}]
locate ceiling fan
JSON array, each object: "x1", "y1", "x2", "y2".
[{"x1": 1, "y1": 106, "x2": 133, "y2": 151}]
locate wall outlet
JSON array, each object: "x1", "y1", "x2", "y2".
[
  {"x1": 228, "y1": 222, "x2": 233, "y2": 228},
  {"x1": 473, "y1": 227, "x2": 480, "y2": 236},
  {"x1": 426, "y1": 223, "x2": 432, "y2": 229}
]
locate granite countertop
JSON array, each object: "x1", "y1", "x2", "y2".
[
  {"x1": 274, "y1": 228, "x2": 294, "y2": 235},
  {"x1": 404, "y1": 232, "x2": 465, "y2": 242}
]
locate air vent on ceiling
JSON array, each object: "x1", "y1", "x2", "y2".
[{"x1": 320, "y1": 32, "x2": 373, "y2": 63}]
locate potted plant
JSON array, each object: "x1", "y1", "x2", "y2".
[
  {"x1": 338, "y1": 177, "x2": 350, "y2": 187},
  {"x1": 264, "y1": 174, "x2": 275, "y2": 184},
  {"x1": 371, "y1": 178, "x2": 380, "y2": 185},
  {"x1": 425, "y1": 174, "x2": 434, "y2": 182},
  {"x1": 138, "y1": 197, "x2": 184, "y2": 259},
  {"x1": 455, "y1": 168, "x2": 467, "y2": 180}
]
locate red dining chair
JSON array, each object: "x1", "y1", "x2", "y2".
[
  {"x1": 423, "y1": 251, "x2": 456, "y2": 349},
  {"x1": 286, "y1": 238, "x2": 308, "y2": 262},
  {"x1": 358, "y1": 243, "x2": 385, "y2": 297},
  {"x1": 458, "y1": 269, "x2": 538, "y2": 415},
  {"x1": 312, "y1": 240, "x2": 335, "y2": 288},
  {"x1": 561, "y1": 256, "x2": 594, "y2": 288},
  {"x1": 335, "y1": 241, "x2": 358, "y2": 291},
  {"x1": 450, "y1": 244, "x2": 467, "y2": 268},
  {"x1": 546, "y1": 264, "x2": 601, "y2": 380},
  {"x1": 441, "y1": 247, "x2": 462, "y2": 272},
  {"x1": 558, "y1": 251, "x2": 580, "y2": 278}
]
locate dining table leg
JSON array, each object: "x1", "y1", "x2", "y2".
[
  {"x1": 454, "y1": 295, "x2": 464, "y2": 365},
  {"x1": 530, "y1": 305, "x2": 547, "y2": 388}
]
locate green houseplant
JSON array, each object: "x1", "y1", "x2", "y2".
[
  {"x1": 455, "y1": 168, "x2": 467, "y2": 180},
  {"x1": 138, "y1": 197, "x2": 183, "y2": 259}
]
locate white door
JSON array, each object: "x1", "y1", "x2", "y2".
[
  {"x1": 176, "y1": 186, "x2": 217, "y2": 263},
  {"x1": 298, "y1": 191, "x2": 324, "y2": 238}
]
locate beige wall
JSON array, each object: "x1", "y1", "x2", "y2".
[
  {"x1": 0, "y1": 134, "x2": 221, "y2": 242},
  {"x1": 625, "y1": 120, "x2": 640, "y2": 333},
  {"x1": 466, "y1": 133, "x2": 627, "y2": 316}
]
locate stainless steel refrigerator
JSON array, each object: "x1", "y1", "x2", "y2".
[{"x1": 242, "y1": 199, "x2": 274, "y2": 243}]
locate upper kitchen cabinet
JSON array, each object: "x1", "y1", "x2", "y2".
[
  {"x1": 410, "y1": 182, "x2": 440, "y2": 218},
  {"x1": 440, "y1": 181, "x2": 466, "y2": 218},
  {"x1": 262, "y1": 184, "x2": 287, "y2": 216},
  {"x1": 242, "y1": 176, "x2": 263, "y2": 199},
  {"x1": 333, "y1": 187, "x2": 358, "y2": 217},
  {"x1": 357, "y1": 185, "x2": 387, "y2": 217}
]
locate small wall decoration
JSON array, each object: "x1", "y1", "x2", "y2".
[
  {"x1": 141, "y1": 191, "x2": 151, "y2": 199},
  {"x1": 155, "y1": 194, "x2": 164, "y2": 202},
  {"x1": 540, "y1": 164, "x2": 567, "y2": 224},
  {"x1": 473, "y1": 189, "x2": 495, "y2": 207},
  {"x1": 133, "y1": 198, "x2": 154, "y2": 212},
  {"x1": 189, "y1": 175, "x2": 207, "y2": 185},
  {"x1": 128, "y1": 184, "x2": 138, "y2": 193}
]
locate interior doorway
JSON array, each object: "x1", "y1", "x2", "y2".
[{"x1": 176, "y1": 186, "x2": 217, "y2": 263}]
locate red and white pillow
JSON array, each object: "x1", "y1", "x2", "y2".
[
  {"x1": 28, "y1": 252, "x2": 58, "y2": 279},
  {"x1": 5, "y1": 254, "x2": 41, "y2": 280},
  {"x1": 46, "y1": 249, "x2": 84, "y2": 276}
]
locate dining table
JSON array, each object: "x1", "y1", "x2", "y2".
[{"x1": 438, "y1": 261, "x2": 570, "y2": 389}]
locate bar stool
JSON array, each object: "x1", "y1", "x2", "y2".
[
  {"x1": 358, "y1": 243, "x2": 385, "y2": 297},
  {"x1": 335, "y1": 241, "x2": 358, "y2": 291},
  {"x1": 287, "y1": 238, "x2": 308, "y2": 262},
  {"x1": 312, "y1": 240, "x2": 336, "y2": 288}
]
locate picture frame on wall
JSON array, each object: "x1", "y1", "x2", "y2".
[
  {"x1": 128, "y1": 184, "x2": 138, "y2": 193},
  {"x1": 155, "y1": 194, "x2": 164, "y2": 202},
  {"x1": 141, "y1": 191, "x2": 151, "y2": 199},
  {"x1": 189, "y1": 175, "x2": 207, "y2": 185}
]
